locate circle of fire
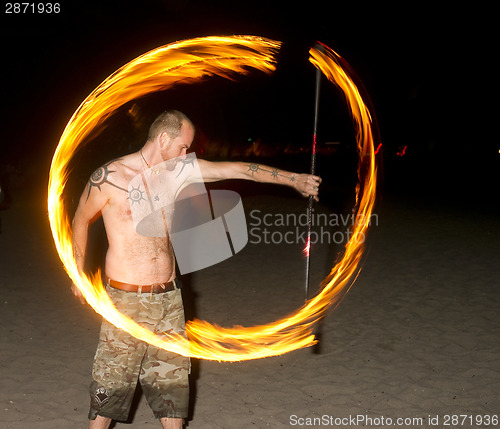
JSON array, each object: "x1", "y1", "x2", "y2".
[{"x1": 48, "y1": 36, "x2": 378, "y2": 362}]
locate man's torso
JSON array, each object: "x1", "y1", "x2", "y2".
[{"x1": 98, "y1": 155, "x2": 177, "y2": 284}]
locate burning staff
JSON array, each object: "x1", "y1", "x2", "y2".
[{"x1": 304, "y1": 42, "x2": 324, "y2": 300}]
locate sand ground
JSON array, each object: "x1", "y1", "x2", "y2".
[{"x1": 1, "y1": 184, "x2": 499, "y2": 428}]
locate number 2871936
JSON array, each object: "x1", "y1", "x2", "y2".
[{"x1": 5, "y1": 3, "x2": 61, "y2": 13}]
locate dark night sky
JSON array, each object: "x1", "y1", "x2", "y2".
[{"x1": 1, "y1": 1, "x2": 496, "y2": 205}]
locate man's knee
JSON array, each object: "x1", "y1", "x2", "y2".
[{"x1": 89, "y1": 415, "x2": 112, "y2": 429}]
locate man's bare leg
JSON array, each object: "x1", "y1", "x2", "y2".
[
  {"x1": 160, "y1": 417, "x2": 183, "y2": 428},
  {"x1": 87, "y1": 416, "x2": 182, "y2": 428},
  {"x1": 89, "y1": 416, "x2": 112, "y2": 429}
]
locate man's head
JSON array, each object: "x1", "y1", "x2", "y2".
[
  {"x1": 148, "y1": 110, "x2": 194, "y2": 141},
  {"x1": 147, "y1": 110, "x2": 195, "y2": 161}
]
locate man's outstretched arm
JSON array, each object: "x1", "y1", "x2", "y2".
[{"x1": 197, "y1": 160, "x2": 322, "y2": 201}]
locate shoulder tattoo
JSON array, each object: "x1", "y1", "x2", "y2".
[
  {"x1": 176, "y1": 157, "x2": 196, "y2": 178},
  {"x1": 86, "y1": 159, "x2": 127, "y2": 201}
]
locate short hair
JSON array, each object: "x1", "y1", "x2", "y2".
[{"x1": 148, "y1": 110, "x2": 194, "y2": 140}]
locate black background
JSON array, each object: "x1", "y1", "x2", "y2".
[{"x1": 1, "y1": 1, "x2": 496, "y2": 208}]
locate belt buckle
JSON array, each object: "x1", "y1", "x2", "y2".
[{"x1": 152, "y1": 283, "x2": 166, "y2": 295}]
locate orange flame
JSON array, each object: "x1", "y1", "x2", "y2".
[
  {"x1": 303, "y1": 236, "x2": 311, "y2": 257},
  {"x1": 48, "y1": 36, "x2": 377, "y2": 362}
]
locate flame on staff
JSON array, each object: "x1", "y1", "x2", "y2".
[
  {"x1": 303, "y1": 237, "x2": 312, "y2": 257},
  {"x1": 48, "y1": 36, "x2": 377, "y2": 362}
]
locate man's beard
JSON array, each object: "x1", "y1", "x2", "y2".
[{"x1": 162, "y1": 157, "x2": 180, "y2": 171}]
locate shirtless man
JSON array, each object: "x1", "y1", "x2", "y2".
[{"x1": 71, "y1": 110, "x2": 321, "y2": 428}]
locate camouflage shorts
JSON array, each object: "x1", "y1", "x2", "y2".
[{"x1": 89, "y1": 285, "x2": 190, "y2": 421}]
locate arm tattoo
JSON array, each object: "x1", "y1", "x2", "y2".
[
  {"x1": 246, "y1": 163, "x2": 295, "y2": 182},
  {"x1": 86, "y1": 159, "x2": 127, "y2": 201}
]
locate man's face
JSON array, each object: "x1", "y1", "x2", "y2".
[{"x1": 160, "y1": 121, "x2": 194, "y2": 162}]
